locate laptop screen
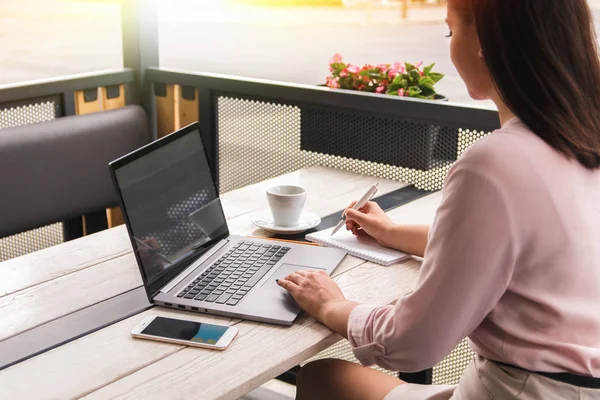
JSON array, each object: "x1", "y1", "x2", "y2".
[{"x1": 112, "y1": 127, "x2": 228, "y2": 289}]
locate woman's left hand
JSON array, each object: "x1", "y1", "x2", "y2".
[{"x1": 277, "y1": 269, "x2": 346, "y2": 323}]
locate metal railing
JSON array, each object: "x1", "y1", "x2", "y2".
[
  {"x1": 147, "y1": 67, "x2": 499, "y2": 193},
  {"x1": 0, "y1": 69, "x2": 137, "y2": 260}
]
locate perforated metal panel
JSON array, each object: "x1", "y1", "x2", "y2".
[
  {"x1": 304, "y1": 336, "x2": 475, "y2": 386},
  {"x1": 302, "y1": 340, "x2": 398, "y2": 377},
  {"x1": 0, "y1": 223, "x2": 64, "y2": 262},
  {"x1": 432, "y1": 338, "x2": 475, "y2": 385},
  {"x1": 218, "y1": 97, "x2": 303, "y2": 194},
  {"x1": 217, "y1": 97, "x2": 489, "y2": 193},
  {"x1": 0, "y1": 96, "x2": 63, "y2": 261},
  {"x1": 301, "y1": 106, "x2": 457, "y2": 171},
  {"x1": 458, "y1": 129, "x2": 490, "y2": 158},
  {"x1": 0, "y1": 97, "x2": 60, "y2": 129}
]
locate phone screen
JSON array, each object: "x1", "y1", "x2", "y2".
[{"x1": 141, "y1": 317, "x2": 229, "y2": 345}]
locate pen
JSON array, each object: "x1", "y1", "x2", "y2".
[{"x1": 331, "y1": 182, "x2": 380, "y2": 236}]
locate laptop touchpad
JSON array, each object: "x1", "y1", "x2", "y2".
[{"x1": 262, "y1": 263, "x2": 327, "y2": 290}]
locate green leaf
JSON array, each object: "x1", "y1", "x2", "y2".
[
  {"x1": 409, "y1": 69, "x2": 421, "y2": 80},
  {"x1": 388, "y1": 83, "x2": 402, "y2": 92},
  {"x1": 423, "y1": 63, "x2": 435, "y2": 76},
  {"x1": 330, "y1": 62, "x2": 345, "y2": 72},
  {"x1": 420, "y1": 85, "x2": 436, "y2": 97},
  {"x1": 423, "y1": 82, "x2": 435, "y2": 90},
  {"x1": 429, "y1": 72, "x2": 445, "y2": 83},
  {"x1": 419, "y1": 76, "x2": 435, "y2": 86},
  {"x1": 408, "y1": 86, "x2": 422, "y2": 97},
  {"x1": 405, "y1": 62, "x2": 417, "y2": 72},
  {"x1": 387, "y1": 90, "x2": 398, "y2": 96},
  {"x1": 392, "y1": 75, "x2": 403, "y2": 85}
]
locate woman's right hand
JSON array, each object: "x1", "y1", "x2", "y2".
[{"x1": 344, "y1": 201, "x2": 394, "y2": 246}]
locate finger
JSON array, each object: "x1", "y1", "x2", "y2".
[
  {"x1": 343, "y1": 201, "x2": 357, "y2": 217},
  {"x1": 293, "y1": 270, "x2": 311, "y2": 277},
  {"x1": 351, "y1": 226, "x2": 370, "y2": 238},
  {"x1": 360, "y1": 201, "x2": 380, "y2": 213},
  {"x1": 277, "y1": 278, "x2": 299, "y2": 295},
  {"x1": 346, "y1": 220, "x2": 358, "y2": 231},
  {"x1": 354, "y1": 228, "x2": 370, "y2": 237},
  {"x1": 284, "y1": 272, "x2": 304, "y2": 285},
  {"x1": 346, "y1": 208, "x2": 369, "y2": 225}
]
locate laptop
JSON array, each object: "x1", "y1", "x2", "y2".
[{"x1": 109, "y1": 123, "x2": 347, "y2": 325}]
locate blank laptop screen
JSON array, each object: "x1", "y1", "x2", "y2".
[{"x1": 114, "y1": 129, "x2": 228, "y2": 285}]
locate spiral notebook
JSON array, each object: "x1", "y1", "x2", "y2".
[{"x1": 306, "y1": 227, "x2": 409, "y2": 266}]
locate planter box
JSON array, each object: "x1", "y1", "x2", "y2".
[{"x1": 301, "y1": 90, "x2": 458, "y2": 171}]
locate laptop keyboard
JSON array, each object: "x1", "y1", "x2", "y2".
[{"x1": 177, "y1": 241, "x2": 290, "y2": 306}]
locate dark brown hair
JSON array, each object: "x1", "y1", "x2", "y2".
[{"x1": 454, "y1": 0, "x2": 600, "y2": 169}]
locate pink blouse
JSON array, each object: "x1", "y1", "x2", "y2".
[{"x1": 348, "y1": 118, "x2": 600, "y2": 376}]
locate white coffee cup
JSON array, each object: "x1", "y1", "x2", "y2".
[{"x1": 266, "y1": 185, "x2": 307, "y2": 227}]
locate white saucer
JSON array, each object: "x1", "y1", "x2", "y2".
[{"x1": 252, "y1": 211, "x2": 321, "y2": 235}]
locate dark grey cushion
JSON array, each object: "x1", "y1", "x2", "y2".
[{"x1": 0, "y1": 106, "x2": 150, "y2": 238}]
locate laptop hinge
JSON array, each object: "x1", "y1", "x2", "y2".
[{"x1": 159, "y1": 239, "x2": 230, "y2": 294}]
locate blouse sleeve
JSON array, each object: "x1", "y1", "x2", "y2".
[{"x1": 347, "y1": 164, "x2": 519, "y2": 372}]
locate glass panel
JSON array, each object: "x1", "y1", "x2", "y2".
[
  {"x1": 158, "y1": 0, "x2": 492, "y2": 107},
  {"x1": 0, "y1": 0, "x2": 122, "y2": 85}
]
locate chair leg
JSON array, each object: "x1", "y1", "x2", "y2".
[
  {"x1": 276, "y1": 365, "x2": 301, "y2": 386},
  {"x1": 63, "y1": 210, "x2": 108, "y2": 241},
  {"x1": 63, "y1": 217, "x2": 83, "y2": 242},
  {"x1": 83, "y1": 210, "x2": 109, "y2": 236}
]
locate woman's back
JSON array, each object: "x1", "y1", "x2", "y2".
[{"x1": 460, "y1": 118, "x2": 600, "y2": 375}]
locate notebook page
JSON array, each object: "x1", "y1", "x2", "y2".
[{"x1": 306, "y1": 227, "x2": 409, "y2": 266}]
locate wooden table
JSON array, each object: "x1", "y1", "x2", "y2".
[{"x1": 0, "y1": 166, "x2": 442, "y2": 399}]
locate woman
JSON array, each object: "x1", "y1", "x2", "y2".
[{"x1": 277, "y1": 0, "x2": 600, "y2": 398}]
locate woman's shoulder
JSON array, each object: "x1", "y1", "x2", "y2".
[{"x1": 456, "y1": 118, "x2": 548, "y2": 180}]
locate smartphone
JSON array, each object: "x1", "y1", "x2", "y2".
[{"x1": 131, "y1": 315, "x2": 238, "y2": 350}]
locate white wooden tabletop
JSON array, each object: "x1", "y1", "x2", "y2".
[{"x1": 0, "y1": 166, "x2": 443, "y2": 400}]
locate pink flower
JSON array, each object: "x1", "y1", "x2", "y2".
[
  {"x1": 347, "y1": 64, "x2": 360, "y2": 74},
  {"x1": 340, "y1": 69, "x2": 348, "y2": 77},
  {"x1": 376, "y1": 86, "x2": 385, "y2": 93},
  {"x1": 392, "y1": 62, "x2": 403, "y2": 71},
  {"x1": 415, "y1": 61, "x2": 423, "y2": 68},
  {"x1": 419, "y1": 70, "x2": 424, "y2": 76},
  {"x1": 398, "y1": 88, "x2": 405, "y2": 96},
  {"x1": 326, "y1": 76, "x2": 340, "y2": 88},
  {"x1": 388, "y1": 69, "x2": 399, "y2": 79},
  {"x1": 330, "y1": 53, "x2": 343, "y2": 64},
  {"x1": 377, "y1": 63, "x2": 388, "y2": 71}
]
